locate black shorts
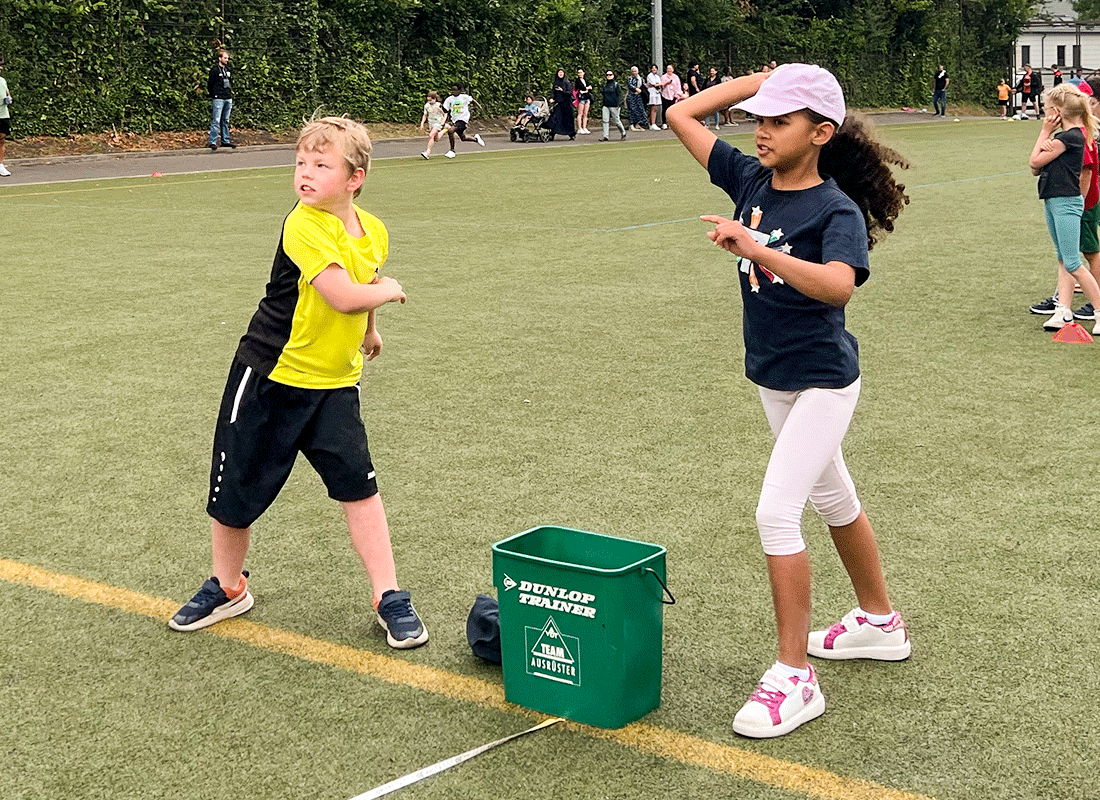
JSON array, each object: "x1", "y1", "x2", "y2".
[
  {"x1": 452, "y1": 119, "x2": 468, "y2": 134},
  {"x1": 207, "y1": 357, "x2": 378, "y2": 528},
  {"x1": 0, "y1": 118, "x2": 10, "y2": 136}
]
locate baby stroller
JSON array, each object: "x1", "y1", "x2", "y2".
[{"x1": 509, "y1": 96, "x2": 551, "y2": 143}]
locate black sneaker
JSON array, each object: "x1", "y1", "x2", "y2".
[
  {"x1": 168, "y1": 571, "x2": 253, "y2": 631},
  {"x1": 224, "y1": 142, "x2": 238, "y2": 149},
  {"x1": 1074, "y1": 302, "x2": 1095, "y2": 320},
  {"x1": 376, "y1": 589, "x2": 429, "y2": 649},
  {"x1": 1030, "y1": 296, "x2": 1058, "y2": 315},
  {"x1": 208, "y1": 143, "x2": 218, "y2": 151}
]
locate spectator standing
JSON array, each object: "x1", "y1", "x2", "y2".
[
  {"x1": 1052, "y1": 65, "x2": 1063, "y2": 86},
  {"x1": 646, "y1": 64, "x2": 663, "y2": 130},
  {"x1": 1074, "y1": 80, "x2": 1100, "y2": 321},
  {"x1": 0, "y1": 62, "x2": 12, "y2": 177},
  {"x1": 687, "y1": 62, "x2": 702, "y2": 96},
  {"x1": 659, "y1": 64, "x2": 683, "y2": 130},
  {"x1": 932, "y1": 65, "x2": 949, "y2": 116},
  {"x1": 1029, "y1": 84, "x2": 1100, "y2": 332},
  {"x1": 997, "y1": 78, "x2": 1011, "y2": 118},
  {"x1": 575, "y1": 69, "x2": 593, "y2": 135},
  {"x1": 1068, "y1": 69, "x2": 1084, "y2": 88},
  {"x1": 702, "y1": 66, "x2": 722, "y2": 129},
  {"x1": 1029, "y1": 81, "x2": 1100, "y2": 320},
  {"x1": 1016, "y1": 65, "x2": 1043, "y2": 118},
  {"x1": 207, "y1": 48, "x2": 236, "y2": 151},
  {"x1": 548, "y1": 68, "x2": 577, "y2": 139},
  {"x1": 626, "y1": 66, "x2": 647, "y2": 130},
  {"x1": 598, "y1": 69, "x2": 627, "y2": 141},
  {"x1": 720, "y1": 66, "x2": 737, "y2": 126}
]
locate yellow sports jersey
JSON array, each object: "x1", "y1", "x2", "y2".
[{"x1": 235, "y1": 202, "x2": 388, "y2": 389}]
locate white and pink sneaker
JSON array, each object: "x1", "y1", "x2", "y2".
[
  {"x1": 732, "y1": 664, "x2": 825, "y2": 738},
  {"x1": 808, "y1": 608, "x2": 911, "y2": 661}
]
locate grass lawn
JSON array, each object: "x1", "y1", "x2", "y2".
[{"x1": 1, "y1": 117, "x2": 1097, "y2": 800}]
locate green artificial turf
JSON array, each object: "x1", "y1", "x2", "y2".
[{"x1": 1, "y1": 119, "x2": 1098, "y2": 800}]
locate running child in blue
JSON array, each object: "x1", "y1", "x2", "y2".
[
  {"x1": 668, "y1": 64, "x2": 910, "y2": 737},
  {"x1": 168, "y1": 116, "x2": 428, "y2": 649}
]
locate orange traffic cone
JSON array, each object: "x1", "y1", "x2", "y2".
[{"x1": 1052, "y1": 322, "x2": 1093, "y2": 343}]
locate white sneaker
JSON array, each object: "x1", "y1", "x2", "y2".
[
  {"x1": 474, "y1": 134, "x2": 485, "y2": 147},
  {"x1": 732, "y1": 665, "x2": 825, "y2": 738},
  {"x1": 0, "y1": 164, "x2": 10, "y2": 177},
  {"x1": 661, "y1": 123, "x2": 668, "y2": 130},
  {"x1": 649, "y1": 124, "x2": 660, "y2": 131},
  {"x1": 808, "y1": 608, "x2": 911, "y2": 660},
  {"x1": 420, "y1": 151, "x2": 430, "y2": 160},
  {"x1": 1092, "y1": 318, "x2": 1100, "y2": 336},
  {"x1": 444, "y1": 151, "x2": 456, "y2": 159},
  {"x1": 1043, "y1": 305, "x2": 1074, "y2": 330}
]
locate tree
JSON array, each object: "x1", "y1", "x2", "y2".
[{"x1": 1073, "y1": 0, "x2": 1100, "y2": 20}]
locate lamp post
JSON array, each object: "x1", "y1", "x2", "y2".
[{"x1": 652, "y1": 0, "x2": 663, "y2": 72}]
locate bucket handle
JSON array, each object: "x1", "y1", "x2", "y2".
[{"x1": 644, "y1": 568, "x2": 676, "y2": 605}]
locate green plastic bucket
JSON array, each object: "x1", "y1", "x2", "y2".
[{"x1": 492, "y1": 525, "x2": 674, "y2": 728}]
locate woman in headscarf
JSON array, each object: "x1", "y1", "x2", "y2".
[
  {"x1": 626, "y1": 65, "x2": 647, "y2": 130},
  {"x1": 547, "y1": 68, "x2": 576, "y2": 139}
]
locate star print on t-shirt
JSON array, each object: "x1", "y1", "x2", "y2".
[{"x1": 738, "y1": 210, "x2": 787, "y2": 290}]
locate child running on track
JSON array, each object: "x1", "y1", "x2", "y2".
[
  {"x1": 1029, "y1": 83, "x2": 1100, "y2": 333},
  {"x1": 419, "y1": 90, "x2": 449, "y2": 160},
  {"x1": 168, "y1": 116, "x2": 428, "y2": 650},
  {"x1": 442, "y1": 83, "x2": 486, "y2": 158},
  {"x1": 667, "y1": 64, "x2": 911, "y2": 738}
]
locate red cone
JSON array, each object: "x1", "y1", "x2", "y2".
[{"x1": 1052, "y1": 322, "x2": 1093, "y2": 343}]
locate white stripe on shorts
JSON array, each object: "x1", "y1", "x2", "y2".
[{"x1": 230, "y1": 366, "x2": 252, "y2": 424}]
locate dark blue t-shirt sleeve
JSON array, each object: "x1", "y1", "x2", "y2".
[
  {"x1": 821, "y1": 202, "x2": 870, "y2": 287},
  {"x1": 707, "y1": 137, "x2": 755, "y2": 203}
]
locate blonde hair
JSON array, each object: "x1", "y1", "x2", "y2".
[
  {"x1": 1045, "y1": 83, "x2": 1099, "y2": 143},
  {"x1": 296, "y1": 114, "x2": 373, "y2": 196}
]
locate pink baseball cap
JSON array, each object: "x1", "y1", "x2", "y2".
[
  {"x1": 1079, "y1": 80, "x2": 1094, "y2": 96},
  {"x1": 735, "y1": 63, "x2": 846, "y2": 126}
]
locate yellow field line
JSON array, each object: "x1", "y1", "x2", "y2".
[{"x1": 0, "y1": 558, "x2": 937, "y2": 800}]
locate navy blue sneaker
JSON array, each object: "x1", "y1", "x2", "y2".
[
  {"x1": 1030, "y1": 296, "x2": 1058, "y2": 315},
  {"x1": 168, "y1": 571, "x2": 253, "y2": 631},
  {"x1": 1074, "y1": 302, "x2": 1095, "y2": 320},
  {"x1": 376, "y1": 589, "x2": 429, "y2": 649}
]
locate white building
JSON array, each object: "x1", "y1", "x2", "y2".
[{"x1": 1016, "y1": 0, "x2": 1100, "y2": 82}]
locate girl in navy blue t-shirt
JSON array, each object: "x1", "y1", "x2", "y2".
[{"x1": 667, "y1": 64, "x2": 910, "y2": 738}]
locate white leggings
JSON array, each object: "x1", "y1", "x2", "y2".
[{"x1": 756, "y1": 378, "x2": 862, "y2": 556}]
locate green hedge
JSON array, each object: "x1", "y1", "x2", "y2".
[{"x1": 0, "y1": 0, "x2": 1032, "y2": 137}]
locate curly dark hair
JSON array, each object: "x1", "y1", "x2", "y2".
[{"x1": 808, "y1": 111, "x2": 910, "y2": 251}]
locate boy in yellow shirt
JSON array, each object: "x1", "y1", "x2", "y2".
[{"x1": 169, "y1": 116, "x2": 428, "y2": 649}]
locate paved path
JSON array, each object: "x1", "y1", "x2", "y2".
[
  {"x1": 0, "y1": 112, "x2": 963, "y2": 187},
  {"x1": 0, "y1": 128, "x2": 675, "y2": 186}
]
